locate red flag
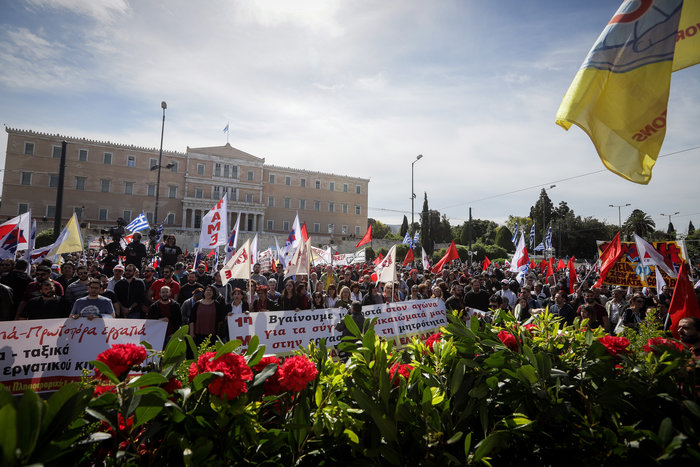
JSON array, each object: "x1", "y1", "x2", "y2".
[
  {"x1": 568, "y1": 256, "x2": 577, "y2": 294},
  {"x1": 301, "y1": 222, "x2": 309, "y2": 241},
  {"x1": 540, "y1": 259, "x2": 547, "y2": 271},
  {"x1": 557, "y1": 259, "x2": 566, "y2": 271},
  {"x1": 207, "y1": 249, "x2": 216, "y2": 258},
  {"x1": 594, "y1": 232, "x2": 623, "y2": 288},
  {"x1": 482, "y1": 256, "x2": 491, "y2": 271},
  {"x1": 356, "y1": 224, "x2": 373, "y2": 248},
  {"x1": 373, "y1": 253, "x2": 384, "y2": 266},
  {"x1": 402, "y1": 248, "x2": 415, "y2": 267},
  {"x1": 529, "y1": 259, "x2": 536, "y2": 269},
  {"x1": 668, "y1": 262, "x2": 700, "y2": 339},
  {"x1": 270, "y1": 259, "x2": 277, "y2": 273},
  {"x1": 546, "y1": 259, "x2": 554, "y2": 279},
  {"x1": 431, "y1": 240, "x2": 459, "y2": 274}
]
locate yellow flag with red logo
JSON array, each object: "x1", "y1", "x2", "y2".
[{"x1": 556, "y1": 0, "x2": 700, "y2": 184}]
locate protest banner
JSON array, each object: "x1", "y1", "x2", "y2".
[
  {"x1": 595, "y1": 239, "x2": 686, "y2": 288},
  {"x1": 228, "y1": 299, "x2": 448, "y2": 358},
  {"x1": 0, "y1": 318, "x2": 167, "y2": 395}
]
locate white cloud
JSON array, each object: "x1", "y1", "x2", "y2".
[{"x1": 25, "y1": 0, "x2": 130, "y2": 23}]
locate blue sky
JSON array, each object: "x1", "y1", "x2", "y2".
[{"x1": 1, "y1": 0, "x2": 699, "y2": 236}]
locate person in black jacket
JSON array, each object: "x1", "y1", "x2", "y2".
[{"x1": 148, "y1": 285, "x2": 182, "y2": 342}]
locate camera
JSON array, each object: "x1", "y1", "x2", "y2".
[{"x1": 100, "y1": 217, "x2": 127, "y2": 241}]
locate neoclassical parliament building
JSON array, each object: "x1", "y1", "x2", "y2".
[{"x1": 1, "y1": 127, "x2": 369, "y2": 240}]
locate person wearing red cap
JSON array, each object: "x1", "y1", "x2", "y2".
[{"x1": 406, "y1": 269, "x2": 420, "y2": 290}]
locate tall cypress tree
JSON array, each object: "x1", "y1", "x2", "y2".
[
  {"x1": 420, "y1": 192, "x2": 434, "y2": 255},
  {"x1": 400, "y1": 215, "x2": 409, "y2": 237},
  {"x1": 689, "y1": 220, "x2": 695, "y2": 236}
]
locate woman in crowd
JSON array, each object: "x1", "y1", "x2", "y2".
[
  {"x1": 324, "y1": 284, "x2": 338, "y2": 308},
  {"x1": 189, "y1": 285, "x2": 228, "y2": 345},
  {"x1": 409, "y1": 285, "x2": 421, "y2": 301},
  {"x1": 279, "y1": 280, "x2": 299, "y2": 311},
  {"x1": 311, "y1": 291, "x2": 325, "y2": 310},
  {"x1": 431, "y1": 286, "x2": 444, "y2": 303},
  {"x1": 362, "y1": 282, "x2": 385, "y2": 305},
  {"x1": 296, "y1": 283, "x2": 311, "y2": 310},
  {"x1": 350, "y1": 282, "x2": 363, "y2": 302},
  {"x1": 513, "y1": 296, "x2": 531, "y2": 322},
  {"x1": 252, "y1": 285, "x2": 271, "y2": 312},
  {"x1": 229, "y1": 287, "x2": 249, "y2": 315},
  {"x1": 336, "y1": 286, "x2": 353, "y2": 310}
]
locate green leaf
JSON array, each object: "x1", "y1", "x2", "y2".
[
  {"x1": 0, "y1": 404, "x2": 17, "y2": 466},
  {"x1": 450, "y1": 360, "x2": 466, "y2": 395},
  {"x1": 314, "y1": 384, "x2": 323, "y2": 407},
  {"x1": 214, "y1": 339, "x2": 242, "y2": 359},
  {"x1": 474, "y1": 431, "x2": 508, "y2": 461},
  {"x1": 133, "y1": 394, "x2": 165, "y2": 428},
  {"x1": 658, "y1": 417, "x2": 673, "y2": 445},
  {"x1": 128, "y1": 372, "x2": 169, "y2": 388},
  {"x1": 464, "y1": 431, "x2": 472, "y2": 455},
  {"x1": 192, "y1": 372, "x2": 221, "y2": 392},
  {"x1": 90, "y1": 360, "x2": 120, "y2": 384},
  {"x1": 162, "y1": 338, "x2": 186, "y2": 366},
  {"x1": 468, "y1": 383, "x2": 488, "y2": 399},
  {"x1": 344, "y1": 313, "x2": 361, "y2": 338},
  {"x1": 446, "y1": 431, "x2": 463, "y2": 445},
  {"x1": 344, "y1": 428, "x2": 359, "y2": 444},
  {"x1": 16, "y1": 390, "x2": 42, "y2": 458},
  {"x1": 484, "y1": 351, "x2": 506, "y2": 368},
  {"x1": 516, "y1": 365, "x2": 538, "y2": 385},
  {"x1": 251, "y1": 365, "x2": 277, "y2": 389},
  {"x1": 683, "y1": 400, "x2": 700, "y2": 418},
  {"x1": 431, "y1": 388, "x2": 445, "y2": 406},
  {"x1": 245, "y1": 334, "x2": 260, "y2": 356}
]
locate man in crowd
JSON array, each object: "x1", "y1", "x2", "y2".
[
  {"x1": 445, "y1": 283, "x2": 464, "y2": 313},
  {"x1": 148, "y1": 285, "x2": 182, "y2": 341},
  {"x1": 464, "y1": 278, "x2": 490, "y2": 311},
  {"x1": 70, "y1": 278, "x2": 115, "y2": 318},
  {"x1": 496, "y1": 279, "x2": 517, "y2": 308},
  {"x1": 148, "y1": 265, "x2": 181, "y2": 303},
  {"x1": 17, "y1": 281, "x2": 67, "y2": 320},
  {"x1": 605, "y1": 287, "x2": 628, "y2": 332},
  {"x1": 65, "y1": 265, "x2": 91, "y2": 308},
  {"x1": 124, "y1": 231, "x2": 148, "y2": 270},
  {"x1": 107, "y1": 263, "x2": 124, "y2": 291},
  {"x1": 179, "y1": 271, "x2": 204, "y2": 305},
  {"x1": 678, "y1": 316, "x2": 700, "y2": 359},
  {"x1": 16, "y1": 265, "x2": 64, "y2": 318},
  {"x1": 550, "y1": 292, "x2": 576, "y2": 326},
  {"x1": 114, "y1": 265, "x2": 147, "y2": 318},
  {"x1": 251, "y1": 262, "x2": 268, "y2": 287},
  {"x1": 195, "y1": 263, "x2": 213, "y2": 287},
  {"x1": 576, "y1": 289, "x2": 609, "y2": 332},
  {"x1": 320, "y1": 265, "x2": 338, "y2": 291},
  {"x1": 56, "y1": 261, "x2": 76, "y2": 290}
]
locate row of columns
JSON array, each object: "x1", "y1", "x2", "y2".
[{"x1": 181, "y1": 208, "x2": 264, "y2": 232}]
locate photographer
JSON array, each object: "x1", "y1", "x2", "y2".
[
  {"x1": 124, "y1": 231, "x2": 147, "y2": 270},
  {"x1": 99, "y1": 218, "x2": 126, "y2": 276}
]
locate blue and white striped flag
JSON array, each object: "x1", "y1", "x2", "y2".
[
  {"x1": 154, "y1": 218, "x2": 166, "y2": 242},
  {"x1": 126, "y1": 213, "x2": 150, "y2": 232},
  {"x1": 223, "y1": 123, "x2": 229, "y2": 133},
  {"x1": 544, "y1": 225, "x2": 553, "y2": 250},
  {"x1": 413, "y1": 231, "x2": 420, "y2": 245},
  {"x1": 529, "y1": 223, "x2": 535, "y2": 250},
  {"x1": 511, "y1": 222, "x2": 518, "y2": 244},
  {"x1": 402, "y1": 232, "x2": 412, "y2": 245}
]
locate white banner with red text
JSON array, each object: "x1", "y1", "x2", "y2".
[
  {"x1": 228, "y1": 298, "x2": 448, "y2": 358},
  {"x1": 0, "y1": 318, "x2": 167, "y2": 395}
]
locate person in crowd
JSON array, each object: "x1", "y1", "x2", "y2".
[
  {"x1": 195, "y1": 263, "x2": 213, "y2": 287},
  {"x1": 213, "y1": 271, "x2": 232, "y2": 305},
  {"x1": 311, "y1": 291, "x2": 325, "y2": 310},
  {"x1": 577, "y1": 289, "x2": 610, "y2": 331},
  {"x1": 678, "y1": 316, "x2": 700, "y2": 359},
  {"x1": 489, "y1": 294, "x2": 502, "y2": 311},
  {"x1": 1, "y1": 259, "x2": 30, "y2": 319},
  {"x1": 605, "y1": 287, "x2": 628, "y2": 332},
  {"x1": 179, "y1": 271, "x2": 204, "y2": 305},
  {"x1": 148, "y1": 285, "x2": 182, "y2": 341},
  {"x1": 550, "y1": 292, "x2": 575, "y2": 326},
  {"x1": 106, "y1": 263, "x2": 124, "y2": 291},
  {"x1": 16, "y1": 265, "x2": 64, "y2": 319},
  {"x1": 180, "y1": 288, "x2": 202, "y2": 324},
  {"x1": 148, "y1": 265, "x2": 181, "y2": 303},
  {"x1": 513, "y1": 296, "x2": 532, "y2": 322},
  {"x1": 267, "y1": 278, "x2": 281, "y2": 304},
  {"x1": 338, "y1": 269, "x2": 353, "y2": 291},
  {"x1": 251, "y1": 262, "x2": 268, "y2": 286},
  {"x1": 324, "y1": 283, "x2": 339, "y2": 308},
  {"x1": 464, "y1": 278, "x2": 490, "y2": 311},
  {"x1": 336, "y1": 286, "x2": 353, "y2": 309},
  {"x1": 64, "y1": 264, "x2": 91, "y2": 307},
  {"x1": 229, "y1": 288, "x2": 249, "y2": 315},
  {"x1": 173, "y1": 262, "x2": 187, "y2": 284},
  {"x1": 56, "y1": 261, "x2": 77, "y2": 291},
  {"x1": 296, "y1": 283, "x2": 311, "y2": 310},
  {"x1": 350, "y1": 282, "x2": 363, "y2": 302},
  {"x1": 124, "y1": 231, "x2": 148, "y2": 270},
  {"x1": 17, "y1": 281, "x2": 67, "y2": 320},
  {"x1": 70, "y1": 278, "x2": 115, "y2": 319},
  {"x1": 617, "y1": 293, "x2": 646, "y2": 333},
  {"x1": 159, "y1": 235, "x2": 183, "y2": 272},
  {"x1": 319, "y1": 265, "x2": 338, "y2": 291},
  {"x1": 189, "y1": 285, "x2": 227, "y2": 345},
  {"x1": 252, "y1": 285, "x2": 272, "y2": 312},
  {"x1": 362, "y1": 282, "x2": 384, "y2": 305},
  {"x1": 444, "y1": 283, "x2": 464, "y2": 313},
  {"x1": 431, "y1": 285, "x2": 445, "y2": 303},
  {"x1": 408, "y1": 284, "x2": 421, "y2": 301}
]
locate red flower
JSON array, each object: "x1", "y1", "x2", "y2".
[
  {"x1": 277, "y1": 355, "x2": 318, "y2": 392},
  {"x1": 523, "y1": 323, "x2": 538, "y2": 333},
  {"x1": 188, "y1": 351, "x2": 254, "y2": 400},
  {"x1": 497, "y1": 330, "x2": 518, "y2": 351},
  {"x1": 252, "y1": 356, "x2": 280, "y2": 373},
  {"x1": 597, "y1": 336, "x2": 631, "y2": 356},
  {"x1": 425, "y1": 332, "x2": 443, "y2": 351},
  {"x1": 643, "y1": 337, "x2": 685, "y2": 354},
  {"x1": 96, "y1": 343, "x2": 147, "y2": 380},
  {"x1": 93, "y1": 385, "x2": 116, "y2": 397},
  {"x1": 162, "y1": 378, "x2": 182, "y2": 394},
  {"x1": 389, "y1": 363, "x2": 413, "y2": 386}
]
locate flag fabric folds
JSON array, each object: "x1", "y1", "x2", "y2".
[
  {"x1": 544, "y1": 225, "x2": 552, "y2": 250},
  {"x1": 225, "y1": 212, "x2": 241, "y2": 263},
  {"x1": 594, "y1": 232, "x2": 623, "y2": 287},
  {"x1": 285, "y1": 238, "x2": 311, "y2": 277},
  {"x1": 509, "y1": 233, "x2": 529, "y2": 274},
  {"x1": 356, "y1": 224, "x2": 373, "y2": 248},
  {"x1": 413, "y1": 231, "x2": 420, "y2": 245},
  {"x1": 432, "y1": 240, "x2": 459, "y2": 274},
  {"x1": 511, "y1": 222, "x2": 518, "y2": 245},
  {"x1": 556, "y1": 0, "x2": 698, "y2": 184},
  {"x1": 376, "y1": 245, "x2": 397, "y2": 284},
  {"x1": 529, "y1": 223, "x2": 535, "y2": 250},
  {"x1": 51, "y1": 213, "x2": 84, "y2": 255},
  {"x1": 568, "y1": 257, "x2": 577, "y2": 294},
  {"x1": 402, "y1": 232, "x2": 412, "y2": 245},
  {"x1": 421, "y1": 247, "x2": 430, "y2": 271},
  {"x1": 220, "y1": 239, "x2": 252, "y2": 283},
  {"x1": 634, "y1": 232, "x2": 677, "y2": 278},
  {"x1": 126, "y1": 213, "x2": 150, "y2": 233},
  {"x1": 402, "y1": 248, "x2": 414, "y2": 267},
  {"x1": 199, "y1": 194, "x2": 228, "y2": 249},
  {"x1": 668, "y1": 262, "x2": 700, "y2": 338},
  {"x1": 482, "y1": 256, "x2": 491, "y2": 272}
]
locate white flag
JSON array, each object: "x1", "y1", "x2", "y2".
[
  {"x1": 285, "y1": 238, "x2": 310, "y2": 277},
  {"x1": 225, "y1": 212, "x2": 241, "y2": 263},
  {"x1": 633, "y1": 233, "x2": 677, "y2": 278},
  {"x1": 280, "y1": 213, "x2": 302, "y2": 267},
  {"x1": 509, "y1": 232, "x2": 529, "y2": 274},
  {"x1": 376, "y1": 245, "x2": 397, "y2": 284},
  {"x1": 421, "y1": 247, "x2": 430, "y2": 270},
  {"x1": 219, "y1": 238, "x2": 251, "y2": 283},
  {"x1": 250, "y1": 233, "x2": 259, "y2": 270},
  {"x1": 199, "y1": 194, "x2": 228, "y2": 249}
]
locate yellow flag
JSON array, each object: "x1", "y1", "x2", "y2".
[
  {"x1": 556, "y1": 0, "x2": 699, "y2": 184},
  {"x1": 52, "y1": 213, "x2": 84, "y2": 255},
  {"x1": 673, "y1": 1, "x2": 700, "y2": 71}
]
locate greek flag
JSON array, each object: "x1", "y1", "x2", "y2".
[
  {"x1": 413, "y1": 231, "x2": 420, "y2": 245},
  {"x1": 223, "y1": 123, "x2": 229, "y2": 132},
  {"x1": 155, "y1": 218, "x2": 166, "y2": 242},
  {"x1": 534, "y1": 242, "x2": 545, "y2": 251},
  {"x1": 544, "y1": 225, "x2": 552, "y2": 250},
  {"x1": 402, "y1": 232, "x2": 412, "y2": 245},
  {"x1": 529, "y1": 223, "x2": 535, "y2": 250},
  {"x1": 511, "y1": 222, "x2": 518, "y2": 244},
  {"x1": 126, "y1": 213, "x2": 150, "y2": 233}
]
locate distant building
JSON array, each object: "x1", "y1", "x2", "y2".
[{"x1": 1, "y1": 128, "x2": 369, "y2": 239}]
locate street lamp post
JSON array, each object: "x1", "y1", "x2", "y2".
[
  {"x1": 609, "y1": 203, "x2": 631, "y2": 230},
  {"x1": 543, "y1": 184, "x2": 555, "y2": 260},
  {"x1": 154, "y1": 101, "x2": 167, "y2": 226},
  {"x1": 411, "y1": 154, "x2": 423, "y2": 228},
  {"x1": 660, "y1": 211, "x2": 680, "y2": 235}
]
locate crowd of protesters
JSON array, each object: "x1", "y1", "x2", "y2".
[{"x1": 1, "y1": 232, "x2": 699, "y2": 357}]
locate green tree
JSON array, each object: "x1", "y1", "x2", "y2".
[
  {"x1": 420, "y1": 193, "x2": 434, "y2": 255},
  {"x1": 529, "y1": 188, "x2": 555, "y2": 245},
  {"x1": 364, "y1": 246, "x2": 376, "y2": 263},
  {"x1": 667, "y1": 221, "x2": 676, "y2": 240},
  {"x1": 624, "y1": 209, "x2": 655, "y2": 238},
  {"x1": 494, "y1": 226, "x2": 513, "y2": 251},
  {"x1": 688, "y1": 220, "x2": 695, "y2": 236},
  {"x1": 35, "y1": 229, "x2": 55, "y2": 248},
  {"x1": 400, "y1": 215, "x2": 409, "y2": 238},
  {"x1": 368, "y1": 218, "x2": 390, "y2": 239}
]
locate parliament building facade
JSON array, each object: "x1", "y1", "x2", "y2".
[{"x1": 1, "y1": 128, "x2": 369, "y2": 240}]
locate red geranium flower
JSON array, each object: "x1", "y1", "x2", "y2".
[
  {"x1": 497, "y1": 330, "x2": 518, "y2": 351},
  {"x1": 524, "y1": 323, "x2": 538, "y2": 333},
  {"x1": 95, "y1": 343, "x2": 147, "y2": 380},
  {"x1": 94, "y1": 385, "x2": 116, "y2": 397},
  {"x1": 252, "y1": 355, "x2": 280, "y2": 373},
  {"x1": 277, "y1": 355, "x2": 318, "y2": 392},
  {"x1": 597, "y1": 335, "x2": 631, "y2": 356},
  {"x1": 388, "y1": 363, "x2": 413, "y2": 386},
  {"x1": 188, "y1": 351, "x2": 254, "y2": 400},
  {"x1": 425, "y1": 332, "x2": 443, "y2": 352},
  {"x1": 643, "y1": 337, "x2": 685, "y2": 354},
  {"x1": 162, "y1": 378, "x2": 182, "y2": 394}
]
